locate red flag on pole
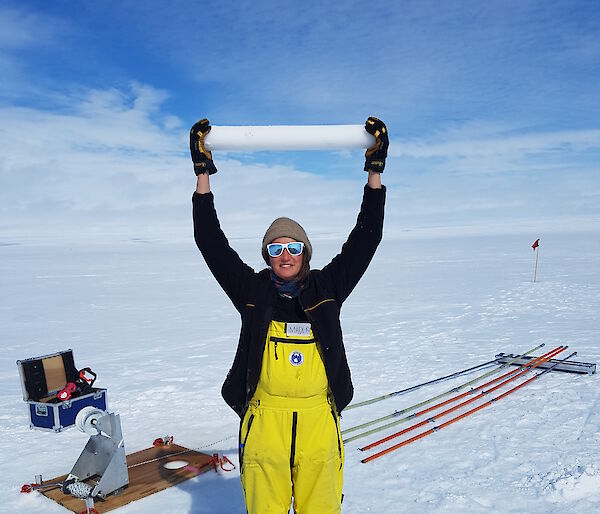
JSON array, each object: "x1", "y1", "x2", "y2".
[{"x1": 532, "y1": 238, "x2": 540, "y2": 250}]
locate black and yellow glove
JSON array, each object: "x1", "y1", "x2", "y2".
[
  {"x1": 364, "y1": 117, "x2": 389, "y2": 173},
  {"x1": 190, "y1": 118, "x2": 217, "y2": 175}
]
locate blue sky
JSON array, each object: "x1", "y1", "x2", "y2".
[{"x1": 1, "y1": 0, "x2": 599, "y2": 242}]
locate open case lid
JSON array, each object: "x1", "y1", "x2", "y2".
[{"x1": 17, "y1": 349, "x2": 79, "y2": 401}]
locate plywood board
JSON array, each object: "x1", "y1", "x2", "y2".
[
  {"x1": 41, "y1": 444, "x2": 217, "y2": 513},
  {"x1": 42, "y1": 355, "x2": 67, "y2": 393}
]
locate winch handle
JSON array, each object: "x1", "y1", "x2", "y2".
[{"x1": 78, "y1": 368, "x2": 97, "y2": 386}]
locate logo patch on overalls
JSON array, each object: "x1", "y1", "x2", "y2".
[{"x1": 289, "y1": 351, "x2": 304, "y2": 366}]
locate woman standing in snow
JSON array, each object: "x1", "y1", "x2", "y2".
[{"x1": 191, "y1": 117, "x2": 388, "y2": 514}]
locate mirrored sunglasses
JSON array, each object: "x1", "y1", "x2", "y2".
[{"x1": 267, "y1": 242, "x2": 304, "y2": 258}]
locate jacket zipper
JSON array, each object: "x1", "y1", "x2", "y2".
[
  {"x1": 274, "y1": 342, "x2": 278, "y2": 360},
  {"x1": 300, "y1": 304, "x2": 339, "y2": 410},
  {"x1": 330, "y1": 406, "x2": 343, "y2": 468}
]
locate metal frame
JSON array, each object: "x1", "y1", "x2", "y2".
[
  {"x1": 495, "y1": 353, "x2": 596, "y2": 375},
  {"x1": 67, "y1": 411, "x2": 129, "y2": 499}
]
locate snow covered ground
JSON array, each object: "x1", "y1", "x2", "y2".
[{"x1": 1, "y1": 227, "x2": 599, "y2": 513}]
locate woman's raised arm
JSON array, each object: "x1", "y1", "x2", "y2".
[
  {"x1": 367, "y1": 170, "x2": 382, "y2": 190},
  {"x1": 320, "y1": 117, "x2": 389, "y2": 304},
  {"x1": 196, "y1": 173, "x2": 210, "y2": 194},
  {"x1": 191, "y1": 118, "x2": 256, "y2": 312},
  {"x1": 190, "y1": 118, "x2": 217, "y2": 193}
]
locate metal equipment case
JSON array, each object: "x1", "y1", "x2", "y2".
[{"x1": 17, "y1": 349, "x2": 107, "y2": 432}]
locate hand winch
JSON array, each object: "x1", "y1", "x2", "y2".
[{"x1": 59, "y1": 406, "x2": 129, "y2": 506}]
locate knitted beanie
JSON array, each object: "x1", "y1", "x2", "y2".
[{"x1": 262, "y1": 217, "x2": 312, "y2": 265}]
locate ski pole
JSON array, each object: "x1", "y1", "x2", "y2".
[
  {"x1": 361, "y1": 350, "x2": 576, "y2": 463},
  {"x1": 342, "y1": 343, "x2": 544, "y2": 441},
  {"x1": 349, "y1": 345, "x2": 563, "y2": 446},
  {"x1": 345, "y1": 357, "x2": 499, "y2": 411}
]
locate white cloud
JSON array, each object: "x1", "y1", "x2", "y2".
[
  {"x1": 1, "y1": 85, "x2": 182, "y2": 210},
  {"x1": 389, "y1": 125, "x2": 600, "y2": 175},
  {"x1": 0, "y1": 8, "x2": 58, "y2": 48},
  {"x1": 0, "y1": 83, "x2": 366, "y2": 244},
  {"x1": 1, "y1": 83, "x2": 599, "y2": 246},
  {"x1": 0, "y1": 7, "x2": 65, "y2": 77}
]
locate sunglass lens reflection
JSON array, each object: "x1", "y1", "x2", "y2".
[
  {"x1": 268, "y1": 244, "x2": 284, "y2": 257},
  {"x1": 287, "y1": 243, "x2": 303, "y2": 255}
]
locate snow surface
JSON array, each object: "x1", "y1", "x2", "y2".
[{"x1": 1, "y1": 229, "x2": 599, "y2": 513}]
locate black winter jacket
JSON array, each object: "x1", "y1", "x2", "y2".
[{"x1": 193, "y1": 185, "x2": 386, "y2": 416}]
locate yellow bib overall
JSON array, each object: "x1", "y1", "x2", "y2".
[{"x1": 240, "y1": 321, "x2": 344, "y2": 514}]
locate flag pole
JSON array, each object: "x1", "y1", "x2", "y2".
[{"x1": 532, "y1": 238, "x2": 540, "y2": 282}]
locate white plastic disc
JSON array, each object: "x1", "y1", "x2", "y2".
[
  {"x1": 75, "y1": 406, "x2": 106, "y2": 435},
  {"x1": 163, "y1": 460, "x2": 189, "y2": 470}
]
